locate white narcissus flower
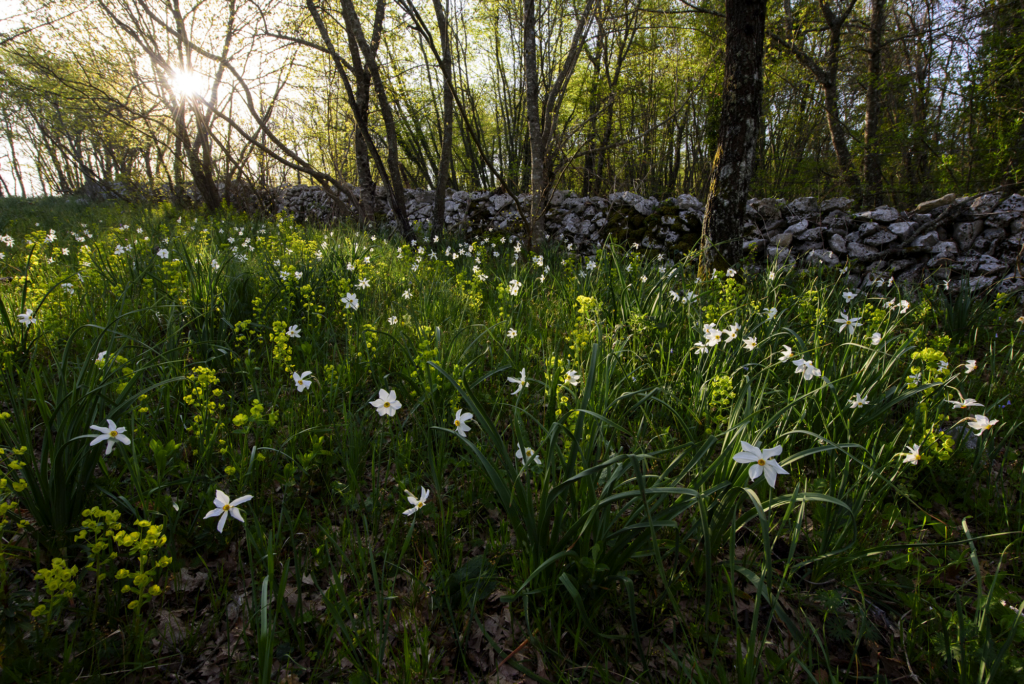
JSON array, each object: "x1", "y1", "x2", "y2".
[
  {"x1": 964, "y1": 359, "x2": 977, "y2": 374},
  {"x1": 515, "y1": 444, "x2": 541, "y2": 466},
  {"x1": 842, "y1": 291, "x2": 857, "y2": 303},
  {"x1": 403, "y1": 290, "x2": 412, "y2": 299},
  {"x1": 669, "y1": 290, "x2": 680, "y2": 302},
  {"x1": 508, "y1": 279, "x2": 522, "y2": 296},
  {"x1": 849, "y1": 393, "x2": 869, "y2": 409},
  {"x1": 742, "y1": 337, "x2": 757, "y2": 350},
  {"x1": 357, "y1": 278, "x2": 370, "y2": 289},
  {"x1": 899, "y1": 300, "x2": 910, "y2": 314},
  {"x1": 293, "y1": 370, "x2": 313, "y2": 392},
  {"x1": 507, "y1": 328, "x2": 517, "y2": 339},
  {"x1": 704, "y1": 326, "x2": 723, "y2": 347},
  {"x1": 871, "y1": 332, "x2": 882, "y2": 345},
  {"x1": 900, "y1": 444, "x2": 922, "y2": 465},
  {"x1": 89, "y1": 419, "x2": 131, "y2": 455},
  {"x1": 726, "y1": 268, "x2": 737, "y2": 278},
  {"x1": 286, "y1": 325, "x2": 301, "y2": 338},
  {"x1": 342, "y1": 292, "x2": 359, "y2": 310},
  {"x1": 793, "y1": 359, "x2": 821, "y2": 381},
  {"x1": 564, "y1": 369, "x2": 581, "y2": 386},
  {"x1": 948, "y1": 396, "x2": 983, "y2": 410},
  {"x1": 508, "y1": 368, "x2": 529, "y2": 395},
  {"x1": 723, "y1": 324, "x2": 740, "y2": 343},
  {"x1": 17, "y1": 309, "x2": 36, "y2": 326},
  {"x1": 693, "y1": 341, "x2": 709, "y2": 355},
  {"x1": 967, "y1": 414, "x2": 998, "y2": 436},
  {"x1": 370, "y1": 389, "x2": 401, "y2": 417},
  {"x1": 403, "y1": 487, "x2": 430, "y2": 516},
  {"x1": 764, "y1": 307, "x2": 778, "y2": 319},
  {"x1": 387, "y1": 316, "x2": 398, "y2": 325},
  {"x1": 732, "y1": 441, "x2": 788, "y2": 488},
  {"x1": 453, "y1": 409, "x2": 473, "y2": 437},
  {"x1": 834, "y1": 312, "x2": 862, "y2": 334},
  {"x1": 96, "y1": 351, "x2": 108, "y2": 362},
  {"x1": 1017, "y1": 315, "x2": 1024, "y2": 324},
  {"x1": 204, "y1": 490, "x2": 253, "y2": 533},
  {"x1": 157, "y1": 248, "x2": 170, "y2": 259}
]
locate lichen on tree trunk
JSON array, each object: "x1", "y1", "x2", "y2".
[{"x1": 700, "y1": 0, "x2": 767, "y2": 268}]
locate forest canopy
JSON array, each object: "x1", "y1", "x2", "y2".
[{"x1": 0, "y1": 0, "x2": 1021, "y2": 209}]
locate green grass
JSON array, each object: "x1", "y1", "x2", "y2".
[{"x1": 0, "y1": 196, "x2": 1023, "y2": 683}]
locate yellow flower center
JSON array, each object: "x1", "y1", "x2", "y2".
[
  {"x1": 222, "y1": 504, "x2": 231, "y2": 511},
  {"x1": 757, "y1": 459, "x2": 766, "y2": 466},
  {"x1": 111, "y1": 430, "x2": 118, "y2": 437},
  {"x1": 383, "y1": 402, "x2": 390, "y2": 408}
]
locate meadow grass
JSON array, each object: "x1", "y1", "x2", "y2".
[{"x1": 0, "y1": 195, "x2": 1023, "y2": 683}]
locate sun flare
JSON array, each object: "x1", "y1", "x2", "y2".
[{"x1": 170, "y1": 69, "x2": 205, "y2": 97}]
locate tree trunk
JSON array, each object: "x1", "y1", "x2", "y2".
[
  {"x1": 431, "y1": 0, "x2": 454, "y2": 232},
  {"x1": 581, "y1": 76, "x2": 600, "y2": 196},
  {"x1": 177, "y1": 102, "x2": 220, "y2": 211},
  {"x1": 700, "y1": 0, "x2": 767, "y2": 267},
  {"x1": 862, "y1": 0, "x2": 885, "y2": 205},
  {"x1": 822, "y1": 78, "x2": 858, "y2": 193},
  {"x1": 5, "y1": 123, "x2": 26, "y2": 197},
  {"x1": 340, "y1": 0, "x2": 411, "y2": 237},
  {"x1": 523, "y1": 0, "x2": 546, "y2": 245},
  {"x1": 822, "y1": 18, "x2": 859, "y2": 195},
  {"x1": 342, "y1": 0, "x2": 375, "y2": 221}
]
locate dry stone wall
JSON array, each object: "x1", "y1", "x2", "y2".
[
  {"x1": 386, "y1": 188, "x2": 1023, "y2": 293},
  {"x1": 82, "y1": 180, "x2": 1024, "y2": 292}
]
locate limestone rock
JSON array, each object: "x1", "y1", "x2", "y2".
[
  {"x1": 954, "y1": 220, "x2": 984, "y2": 251},
  {"x1": 996, "y1": 277, "x2": 1024, "y2": 294},
  {"x1": 859, "y1": 206, "x2": 900, "y2": 223},
  {"x1": 820, "y1": 197, "x2": 854, "y2": 213},
  {"x1": 785, "y1": 219, "x2": 810, "y2": 234},
  {"x1": 806, "y1": 249, "x2": 840, "y2": 266},
  {"x1": 864, "y1": 229, "x2": 898, "y2": 246},
  {"x1": 822, "y1": 210, "x2": 853, "y2": 232},
  {"x1": 971, "y1": 193, "x2": 1007, "y2": 214},
  {"x1": 889, "y1": 221, "x2": 916, "y2": 237},
  {"x1": 931, "y1": 240, "x2": 959, "y2": 256},
  {"x1": 977, "y1": 255, "x2": 1008, "y2": 275},
  {"x1": 847, "y1": 242, "x2": 879, "y2": 259},
  {"x1": 796, "y1": 226, "x2": 823, "y2": 242},
  {"x1": 911, "y1": 231, "x2": 940, "y2": 249},
  {"x1": 858, "y1": 222, "x2": 882, "y2": 238},
  {"x1": 786, "y1": 196, "x2": 819, "y2": 217}
]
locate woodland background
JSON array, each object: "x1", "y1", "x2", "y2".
[{"x1": 0, "y1": 0, "x2": 1021, "y2": 213}]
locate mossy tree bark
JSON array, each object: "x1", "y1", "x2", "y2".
[{"x1": 700, "y1": 0, "x2": 767, "y2": 268}]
